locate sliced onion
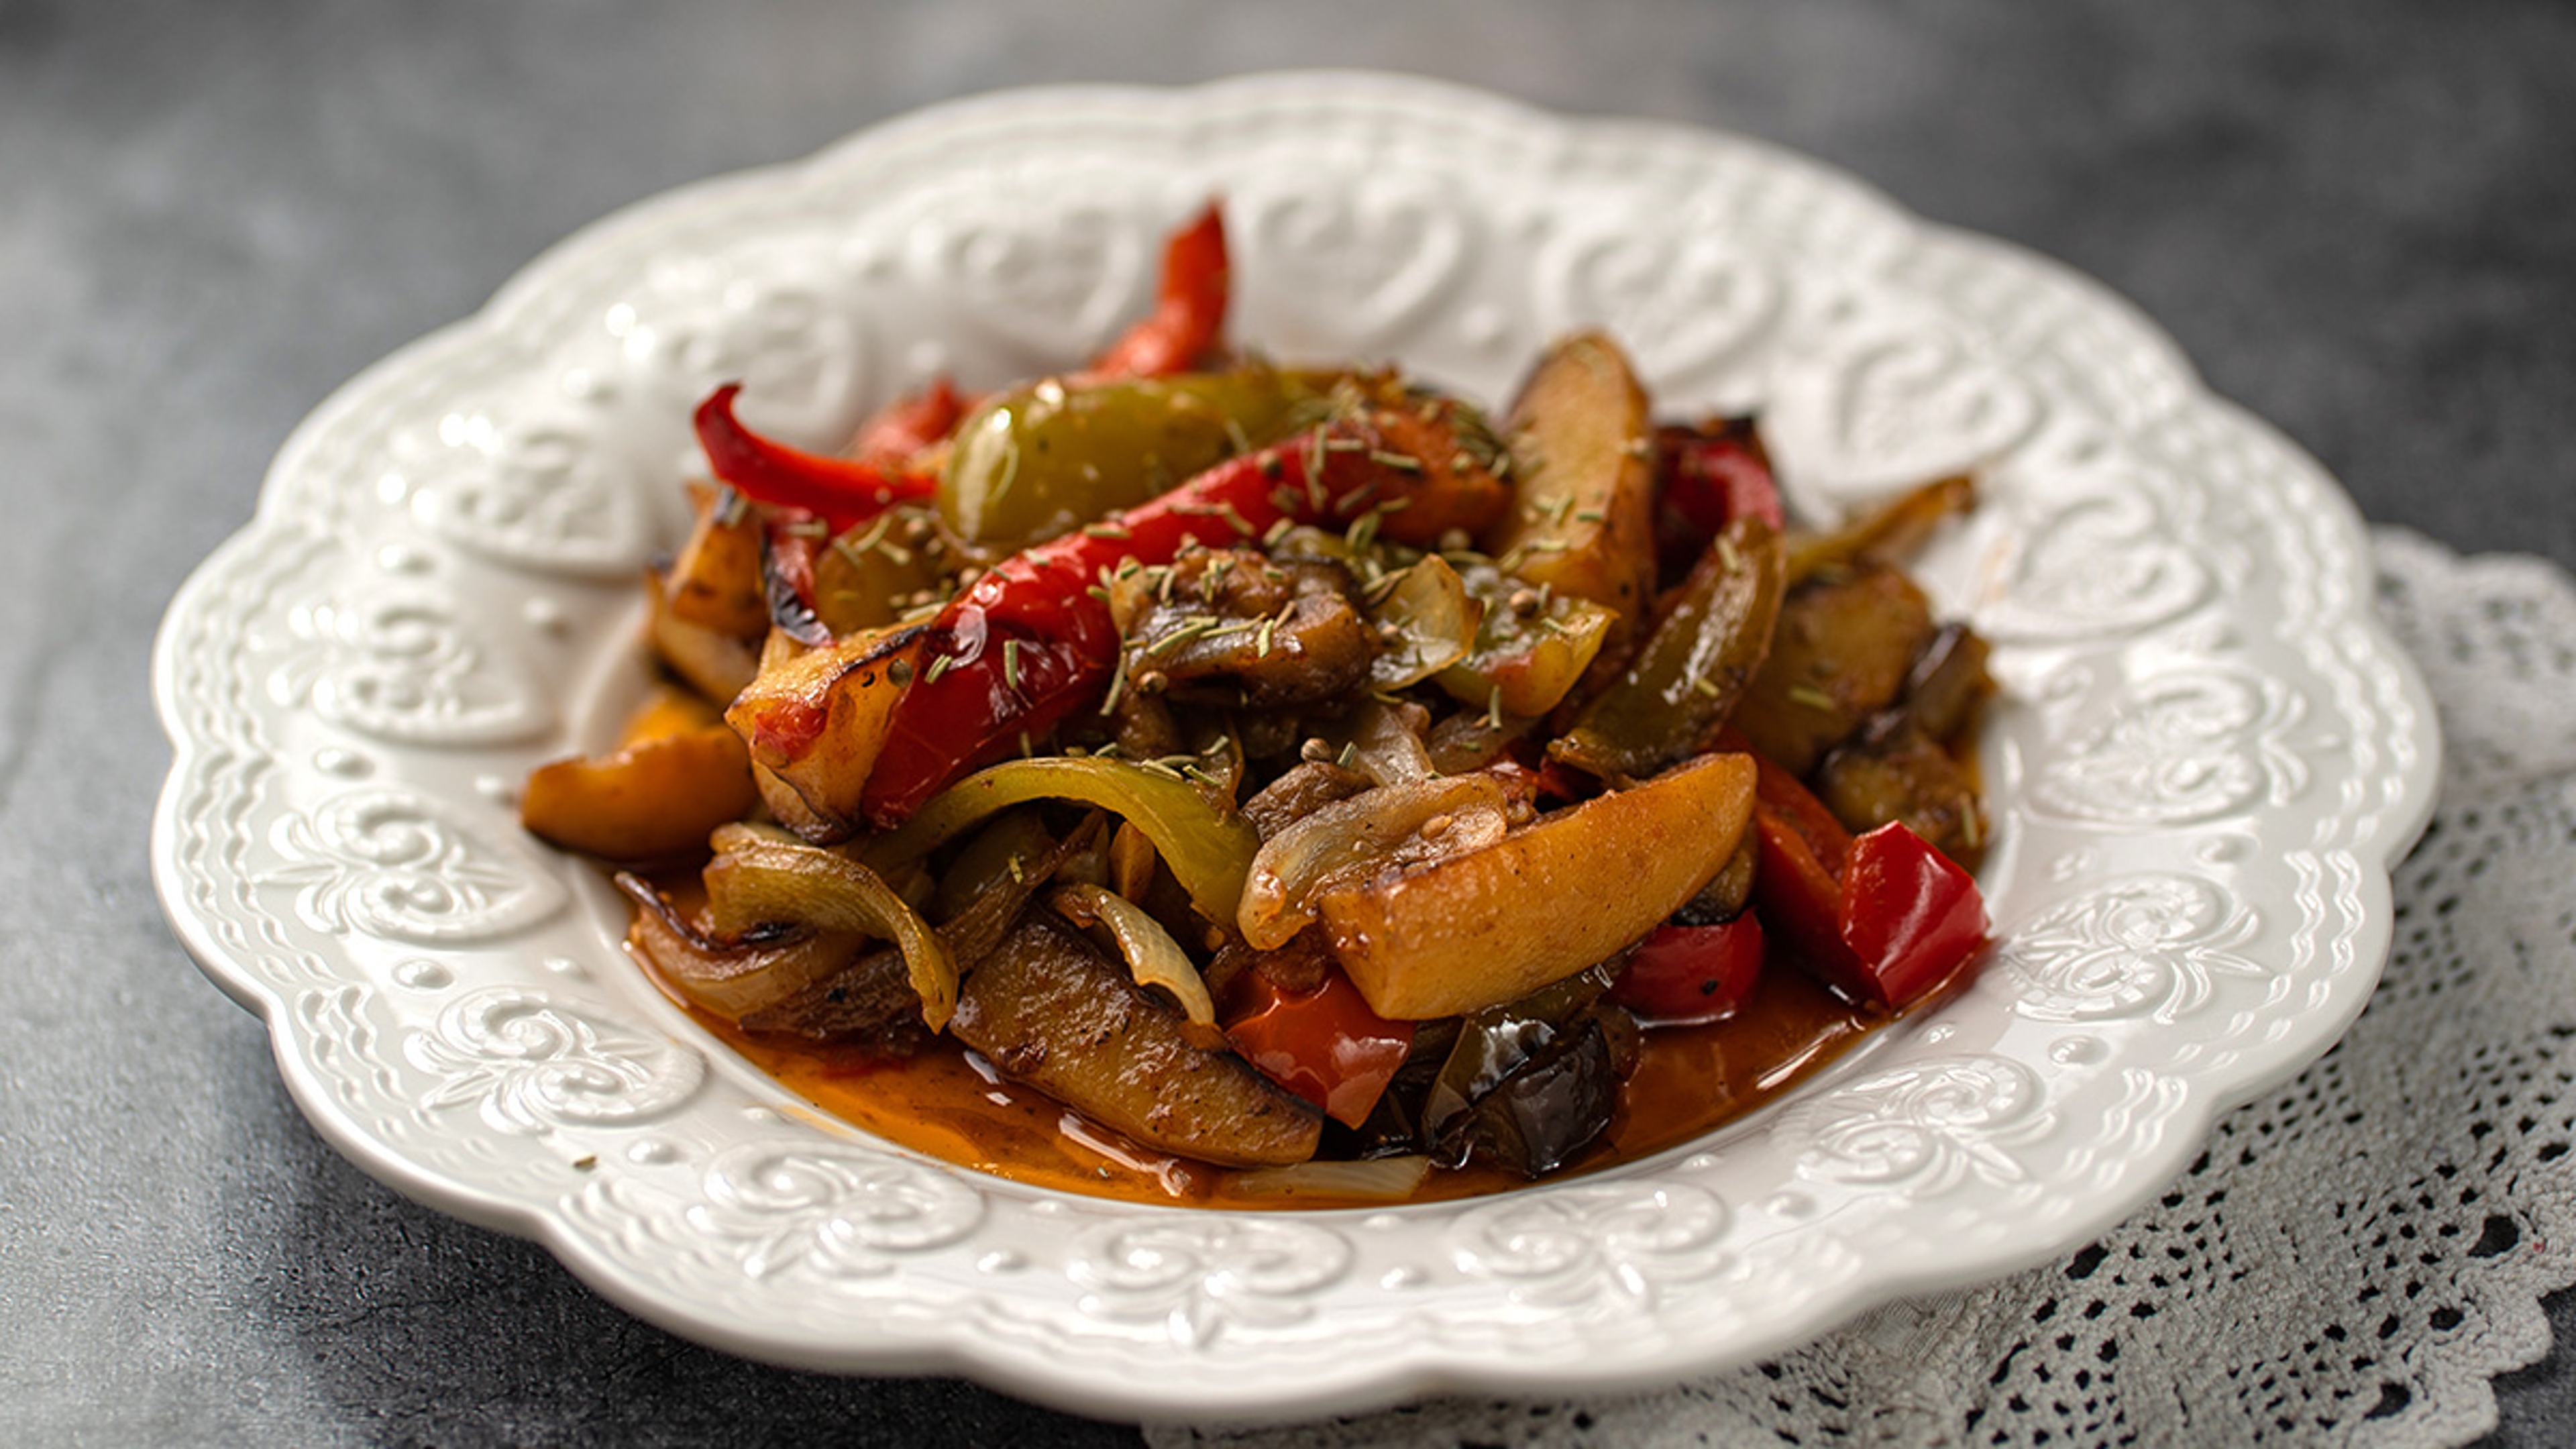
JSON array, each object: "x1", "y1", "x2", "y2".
[
  {"x1": 698, "y1": 833, "x2": 958, "y2": 1030},
  {"x1": 1366, "y1": 555, "x2": 1479, "y2": 689},
  {"x1": 1051, "y1": 882, "x2": 1218, "y2": 1035},
  {"x1": 614, "y1": 872, "x2": 859, "y2": 1020},
  {"x1": 1236, "y1": 774, "x2": 1509, "y2": 949},
  {"x1": 861, "y1": 755, "x2": 1262, "y2": 926},
  {"x1": 1232, "y1": 1155, "x2": 1432, "y2": 1201},
  {"x1": 1331, "y1": 697, "x2": 1434, "y2": 787}
]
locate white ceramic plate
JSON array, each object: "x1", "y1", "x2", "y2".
[{"x1": 152, "y1": 74, "x2": 2438, "y2": 1421}]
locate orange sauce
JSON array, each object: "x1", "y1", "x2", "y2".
[{"x1": 684, "y1": 954, "x2": 1894, "y2": 1211}]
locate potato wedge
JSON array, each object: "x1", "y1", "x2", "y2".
[
  {"x1": 1317, "y1": 751, "x2": 1756, "y2": 1020},
  {"x1": 1478, "y1": 332, "x2": 1657, "y2": 637},
  {"x1": 665, "y1": 482, "x2": 771, "y2": 637},
  {"x1": 952, "y1": 910, "x2": 1322, "y2": 1167},
  {"x1": 724, "y1": 625, "x2": 927, "y2": 835},
  {"x1": 521, "y1": 723, "x2": 759, "y2": 864},
  {"x1": 645, "y1": 565, "x2": 761, "y2": 704}
]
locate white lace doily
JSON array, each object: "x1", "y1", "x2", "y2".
[{"x1": 1149, "y1": 527, "x2": 2576, "y2": 1448}]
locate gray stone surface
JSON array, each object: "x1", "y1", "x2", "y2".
[{"x1": 3, "y1": 1, "x2": 2570, "y2": 1443}]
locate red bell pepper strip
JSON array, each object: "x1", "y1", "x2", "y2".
[
  {"x1": 849, "y1": 375, "x2": 968, "y2": 466},
  {"x1": 1655, "y1": 420, "x2": 1784, "y2": 579},
  {"x1": 1746, "y1": 750, "x2": 1984, "y2": 1010},
  {"x1": 694, "y1": 383, "x2": 936, "y2": 534},
  {"x1": 1611, "y1": 915, "x2": 1767, "y2": 1026},
  {"x1": 855, "y1": 415, "x2": 1501, "y2": 825},
  {"x1": 1750, "y1": 747, "x2": 1852, "y2": 879},
  {"x1": 1087, "y1": 204, "x2": 1230, "y2": 380},
  {"x1": 757, "y1": 509, "x2": 833, "y2": 648},
  {"x1": 1220, "y1": 965, "x2": 1415, "y2": 1129}
]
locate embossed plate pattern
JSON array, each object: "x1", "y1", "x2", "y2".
[{"x1": 152, "y1": 74, "x2": 2438, "y2": 1421}]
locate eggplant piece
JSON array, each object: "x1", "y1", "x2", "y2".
[
  {"x1": 1418, "y1": 966, "x2": 1624, "y2": 1176},
  {"x1": 1805, "y1": 621, "x2": 1992, "y2": 859},
  {"x1": 1442, "y1": 1019, "x2": 1617, "y2": 1178},
  {"x1": 1815, "y1": 721, "x2": 1987, "y2": 862},
  {"x1": 934, "y1": 812, "x2": 1106, "y2": 969},
  {"x1": 1897, "y1": 623, "x2": 1994, "y2": 745},
  {"x1": 740, "y1": 814, "x2": 1103, "y2": 1044},
  {"x1": 1105, "y1": 684, "x2": 1185, "y2": 762},
  {"x1": 951, "y1": 910, "x2": 1322, "y2": 1167},
  {"x1": 1417, "y1": 969, "x2": 1606, "y2": 1145},
  {"x1": 1112, "y1": 551, "x2": 1380, "y2": 709},
  {"x1": 1727, "y1": 564, "x2": 1935, "y2": 776},
  {"x1": 736, "y1": 945, "x2": 925, "y2": 1053},
  {"x1": 1240, "y1": 759, "x2": 1373, "y2": 840},
  {"x1": 1230, "y1": 705, "x2": 1309, "y2": 764}
]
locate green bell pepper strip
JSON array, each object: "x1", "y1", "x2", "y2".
[
  {"x1": 861, "y1": 755, "x2": 1263, "y2": 927},
  {"x1": 1553, "y1": 515, "x2": 1786, "y2": 782},
  {"x1": 937, "y1": 368, "x2": 1332, "y2": 549}
]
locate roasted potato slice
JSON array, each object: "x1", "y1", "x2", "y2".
[
  {"x1": 645, "y1": 565, "x2": 761, "y2": 706},
  {"x1": 1316, "y1": 751, "x2": 1756, "y2": 1020},
  {"x1": 1478, "y1": 332, "x2": 1658, "y2": 639},
  {"x1": 665, "y1": 482, "x2": 771, "y2": 637},
  {"x1": 724, "y1": 625, "x2": 928, "y2": 837},
  {"x1": 521, "y1": 723, "x2": 758, "y2": 864}
]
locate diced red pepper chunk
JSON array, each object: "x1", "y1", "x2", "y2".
[
  {"x1": 1611, "y1": 916, "x2": 1767, "y2": 1026},
  {"x1": 1220, "y1": 966, "x2": 1414, "y2": 1129},
  {"x1": 1745, "y1": 749, "x2": 1984, "y2": 1010},
  {"x1": 1837, "y1": 821, "x2": 1986, "y2": 1009}
]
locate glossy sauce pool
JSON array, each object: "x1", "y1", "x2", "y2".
[{"x1": 678, "y1": 952, "x2": 1904, "y2": 1211}]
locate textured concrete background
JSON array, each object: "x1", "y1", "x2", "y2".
[{"x1": 4, "y1": 2, "x2": 2572, "y2": 1444}]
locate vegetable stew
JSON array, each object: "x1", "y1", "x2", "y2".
[{"x1": 521, "y1": 203, "x2": 1997, "y2": 1208}]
